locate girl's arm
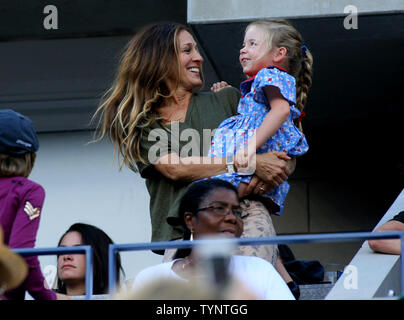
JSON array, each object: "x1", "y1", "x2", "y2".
[
  {"x1": 254, "y1": 85, "x2": 290, "y2": 149},
  {"x1": 236, "y1": 86, "x2": 290, "y2": 171}
]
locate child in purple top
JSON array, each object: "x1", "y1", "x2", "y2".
[{"x1": 0, "y1": 109, "x2": 59, "y2": 300}]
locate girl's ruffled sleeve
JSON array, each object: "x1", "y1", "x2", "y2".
[{"x1": 253, "y1": 67, "x2": 296, "y2": 106}]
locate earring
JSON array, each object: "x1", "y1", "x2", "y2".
[{"x1": 190, "y1": 229, "x2": 194, "y2": 241}]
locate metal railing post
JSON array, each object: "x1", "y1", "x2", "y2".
[
  {"x1": 109, "y1": 244, "x2": 117, "y2": 294},
  {"x1": 84, "y1": 246, "x2": 93, "y2": 300},
  {"x1": 13, "y1": 246, "x2": 93, "y2": 300}
]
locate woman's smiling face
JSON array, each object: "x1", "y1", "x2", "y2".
[{"x1": 177, "y1": 29, "x2": 204, "y2": 90}]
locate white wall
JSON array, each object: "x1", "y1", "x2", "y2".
[
  {"x1": 188, "y1": 0, "x2": 404, "y2": 23},
  {"x1": 30, "y1": 131, "x2": 162, "y2": 286}
]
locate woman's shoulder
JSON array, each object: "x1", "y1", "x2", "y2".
[
  {"x1": 216, "y1": 85, "x2": 241, "y2": 96},
  {"x1": 1, "y1": 176, "x2": 45, "y2": 194},
  {"x1": 135, "y1": 261, "x2": 175, "y2": 280},
  {"x1": 195, "y1": 86, "x2": 241, "y2": 101},
  {"x1": 193, "y1": 87, "x2": 240, "y2": 115},
  {"x1": 132, "y1": 261, "x2": 177, "y2": 290}
]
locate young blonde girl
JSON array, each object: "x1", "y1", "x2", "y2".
[{"x1": 209, "y1": 20, "x2": 313, "y2": 215}]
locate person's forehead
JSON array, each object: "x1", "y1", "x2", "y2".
[
  {"x1": 245, "y1": 25, "x2": 265, "y2": 39},
  {"x1": 60, "y1": 231, "x2": 82, "y2": 246},
  {"x1": 178, "y1": 30, "x2": 196, "y2": 45},
  {"x1": 203, "y1": 188, "x2": 239, "y2": 204}
]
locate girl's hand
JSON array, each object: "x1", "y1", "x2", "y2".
[
  {"x1": 235, "y1": 146, "x2": 256, "y2": 175},
  {"x1": 210, "y1": 81, "x2": 230, "y2": 92},
  {"x1": 235, "y1": 147, "x2": 248, "y2": 170}
]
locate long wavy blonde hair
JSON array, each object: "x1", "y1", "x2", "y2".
[
  {"x1": 247, "y1": 20, "x2": 314, "y2": 132},
  {"x1": 93, "y1": 23, "x2": 196, "y2": 172}
]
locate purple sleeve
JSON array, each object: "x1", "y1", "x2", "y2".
[{"x1": 6, "y1": 183, "x2": 56, "y2": 300}]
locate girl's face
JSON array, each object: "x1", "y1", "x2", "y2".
[
  {"x1": 177, "y1": 30, "x2": 204, "y2": 91},
  {"x1": 57, "y1": 231, "x2": 86, "y2": 285},
  {"x1": 186, "y1": 188, "x2": 243, "y2": 239},
  {"x1": 240, "y1": 25, "x2": 276, "y2": 77}
]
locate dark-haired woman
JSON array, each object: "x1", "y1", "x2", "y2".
[{"x1": 55, "y1": 223, "x2": 124, "y2": 296}]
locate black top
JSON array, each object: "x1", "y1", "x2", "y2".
[{"x1": 390, "y1": 211, "x2": 404, "y2": 223}]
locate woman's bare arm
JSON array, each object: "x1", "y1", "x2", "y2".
[
  {"x1": 155, "y1": 151, "x2": 296, "y2": 193},
  {"x1": 368, "y1": 221, "x2": 404, "y2": 255},
  {"x1": 154, "y1": 153, "x2": 227, "y2": 182}
]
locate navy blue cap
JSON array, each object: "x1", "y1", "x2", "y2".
[{"x1": 0, "y1": 109, "x2": 39, "y2": 155}]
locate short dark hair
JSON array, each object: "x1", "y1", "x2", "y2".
[
  {"x1": 56, "y1": 223, "x2": 124, "y2": 295},
  {"x1": 179, "y1": 179, "x2": 238, "y2": 233},
  {"x1": 174, "y1": 179, "x2": 238, "y2": 259}
]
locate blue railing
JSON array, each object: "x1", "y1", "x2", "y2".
[
  {"x1": 12, "y1": 231, "x2": 404, "y2": 299},
  {"x1": 14, "y1": 245, "x2": 93, "y2": 300},
  {"x1": 108, "y1": 231, "x2": 404, "y2": 297}
]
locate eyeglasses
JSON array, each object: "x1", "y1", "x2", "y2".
[{"x1": 196, "y1": 202, "x2": 243, "y2": 219}]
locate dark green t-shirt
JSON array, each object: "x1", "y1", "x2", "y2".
[{"x1": 136, "y1": 87, "x2": 241, "y2": 246}]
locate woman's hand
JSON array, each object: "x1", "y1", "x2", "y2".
[
  {"x1": 238, "y1": 176, "x2": 271, "y2": 198},
  {"x1": 210, "y1": 81, "x2": 230, "y2": 92},
  {"x1": 255, "y1": 151, "x2": 293, "y2": 188}
]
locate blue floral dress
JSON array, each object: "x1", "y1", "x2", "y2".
[{"x1": 208, "y1": 66, "x2": 309, "y2": 215}]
